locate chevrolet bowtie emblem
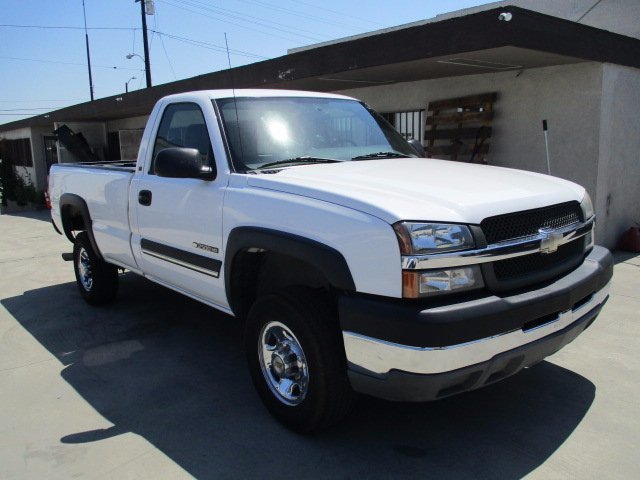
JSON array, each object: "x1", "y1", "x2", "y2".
[{"x1": 539, "y1": 227, "x2": 563, "y2": 254}]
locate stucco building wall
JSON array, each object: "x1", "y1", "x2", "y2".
[
  {"x1": 106, "y1": 115, "x2": 149, "y2": 132},
  {"x1": 335, "y1": 62, "x2": 617, "y2": 245},
  {"x1": 595, "y1": 63, "x2": 640, "y2": 247}
]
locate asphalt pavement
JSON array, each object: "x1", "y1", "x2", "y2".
[{"x1": 1, "y1": 210, "x2": 639, "y2": 479}]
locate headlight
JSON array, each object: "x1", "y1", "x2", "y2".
[
  {"x1": 393, "y1": 222, "x2": 475, "y2": 255},
  {"x1": 580, "y1": 192, "x2": 595, "y2": 248},
  {"x1": 580, "y1": 192, "x2": 594, "y2": 220},
  {"x1": 402, "y1": 266, "x2": 484, "y2": 298}
]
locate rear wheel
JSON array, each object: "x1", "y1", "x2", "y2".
[
  {"x1": 245, "y1": 287, "x2": 356, "y2": 433},
  {"x1": 73, "y1": 231, "x2": 118, "y2": 305}
]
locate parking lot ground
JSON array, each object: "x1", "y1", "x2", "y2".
[{"x1": 1, "y1": 210, "x2": 639, "y2": 479}]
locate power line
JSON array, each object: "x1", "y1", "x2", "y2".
[
  {"x1": 576, "y1": 0, "x2": 603, "y2": 22},
  {"x1": 158, "y1": 0, "x2": 319, "y2": 44},
  {"x1": 0, "y1": 3, "x2": 380, "y2": 37},
  {"x1": 170, "y1": 0, "x2": 329, "y2": 41},
  {"x1": 0, "y1": 55, "x2": 144, "y2": 71},
  {"x1": 167, "y1": 0, "x2": 325, "y2": 41},
  {"x1": 237, "y1": 0, "x2": 378, "y2": 30},
  {"x1": 0, "y1": 99, "x2": 85, "y2": 103},
  {"x1": 1, "y1": 22, "x2": 268, "y2": 61},
  {"x1": 154, "y1": 8, "x2": 177, "y2": 81},
  {"x1": 290, "y1": 0, "x2": 383, "y2": 27},
  {"x1": 0, "y1": 108, "x2": 56, "y2": 111},
  {"x1": 0, "y1": 23, "x2": 137, "y2": 31},
  {"x1": 149, "y1": 30, "x2": 268, "y2": 59}
]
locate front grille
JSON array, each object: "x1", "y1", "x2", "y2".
[
  {"x1": 481, "y1": 201, "x2": 582, "y2": 244},
  {"x1": 481, "y1": 202, "x2": 586, "y2": 291},
  {"x1": 493, "y1": 239, "x2": 584, "y2": 281}
]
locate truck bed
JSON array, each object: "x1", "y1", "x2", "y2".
[{"x1": 49, "y1": 162, "x2": 137, "y2": 271}]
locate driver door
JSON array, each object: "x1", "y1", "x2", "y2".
[{"x1": 132, "y1": 101, "x2": 227, "y2": 307}]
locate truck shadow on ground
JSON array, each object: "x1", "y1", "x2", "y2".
[
  {"x1": 2, "y1": 274, "x2": 596, "y2": 479},
  {"x1": 4, "y1": 210, "x2": 52, "y2": 223}
]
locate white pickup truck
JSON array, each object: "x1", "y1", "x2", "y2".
[{"x1": 49, "y1": 89, "x2": 612, "y2": 432}]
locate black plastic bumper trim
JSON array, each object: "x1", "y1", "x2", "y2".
[
  {"x1": 348, "y1": 297, "x2": 606, "y2": 402},
  {"x1": 339, "y1": 246, "x2": 612, "y2": 348}
]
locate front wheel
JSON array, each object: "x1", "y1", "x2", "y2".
[
  {"x1": 245, "y1": 287, "x2": 356, "y2": 433},
  {"x1": 73, "y1": 231, "x2": 118, "y2": 305}
]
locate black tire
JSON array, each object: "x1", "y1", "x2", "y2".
[
  {"x1": 245, "y1": 287, "x2": 356, "y2": 433},
  {"x1": 73, "y1": 231, "x2": 118, "y2": 306}
]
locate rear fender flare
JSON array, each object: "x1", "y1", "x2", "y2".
[{"x1": 59, "y1": 193, "x2": 103, "y2": 260}]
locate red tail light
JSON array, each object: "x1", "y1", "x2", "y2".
[{"x1": 45, "y1": 175, "x2": 52, "y2": 209}]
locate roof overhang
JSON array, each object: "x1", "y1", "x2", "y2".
[{"x1": 2, "y1": 5, "x2": 639, "y2": 132}]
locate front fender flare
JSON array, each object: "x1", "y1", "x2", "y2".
[{"x1": 224, "y1": 227, "x2": 356, "y2": 308}]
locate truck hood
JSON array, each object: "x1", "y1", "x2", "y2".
[{"x1": 246, "y1": 158, "x2": 585, "y2": 225}]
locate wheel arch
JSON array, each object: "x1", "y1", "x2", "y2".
[
  {"x1": 60, "y1": 193, "x2": 103, "y2": 260},
  {"x1": 225, "y1": 227, "x2": 356, "y2": 319}
]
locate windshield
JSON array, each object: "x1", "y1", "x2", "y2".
[{"x1": 214, "y1": 96, "x2": 418, "y2": 172}]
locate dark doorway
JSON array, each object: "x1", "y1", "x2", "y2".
[
  {"x1": 43, "y1": 136, "x2": 58, "y2": 172},
  {"x1": 108, "y1": 131, "x2": 121, "y2": 161}
]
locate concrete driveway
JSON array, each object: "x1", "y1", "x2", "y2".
[{"x1": 1, "y1": 211, "x2": 639, "y2": 479}]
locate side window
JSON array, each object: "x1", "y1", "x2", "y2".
[{"x1": 150, "y1": 103, "x2": 214, "y2": 174}]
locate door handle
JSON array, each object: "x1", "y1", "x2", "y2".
[{"x1": 138, "y1": 190, "x2": 152, "y2": 206}]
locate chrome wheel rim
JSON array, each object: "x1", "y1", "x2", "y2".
[
  {"x1": 78, "y1": 247, "x2": 93, "y2": 291},
  {"x1": 258, "y1": 321, "x2": 309, "y2": 406}
]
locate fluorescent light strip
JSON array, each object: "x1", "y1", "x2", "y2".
[
  {"x1": 437, "y1": 58, "x2": 522, "y2": 70},
  {"x1": 318, "y1": 77, "x2": 395, "y2": 84}
]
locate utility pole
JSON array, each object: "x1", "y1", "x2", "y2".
[
  {"x1": 82, "y1": 0, "x2": 94, "y2": 100},
  {"x1": 137, "y1": 0, "x2": 153, "y2": 88}
]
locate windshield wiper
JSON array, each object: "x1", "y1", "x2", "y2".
[
  {"x1": 257, "y1": 156, "x2": 341, "y2": 170},
  {"x1": 351, "y1": 151, "x2": 407, "y2": 160}
]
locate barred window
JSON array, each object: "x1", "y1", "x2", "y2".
[
  {"x1": 0, "y1": 138, "x2": 33, "y2": 167},
  {"x1": 380, "y1": 110, "x2": 424, "y2": 142}
]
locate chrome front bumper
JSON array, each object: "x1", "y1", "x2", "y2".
[
  {"x1": 339, "y1": 246, "x2": 613, "y2": 401},
  {"x1": 343, "y1": 281, "x2": 609, "y2": 376}
]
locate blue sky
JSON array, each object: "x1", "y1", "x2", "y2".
[{"x1": 0, "y1": 0, "x2": 489, "y2": 125}]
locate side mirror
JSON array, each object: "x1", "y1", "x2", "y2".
[
  {"x1": 408, "y1": 139, "x2": 425, "y2": 157},
  {"x1": 155, "y1": 147, "x2": 215, "y2": 180}
]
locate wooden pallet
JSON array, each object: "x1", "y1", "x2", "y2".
[{"x1": 425, "y1": 92, "x2": 497, "y2": 163}]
